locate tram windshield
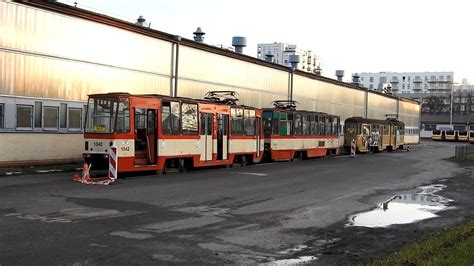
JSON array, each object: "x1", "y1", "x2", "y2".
[{"x1": 85, "y1": 97, "x2": 130, "y2": 133}]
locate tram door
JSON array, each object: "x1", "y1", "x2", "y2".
[
  {"x1": 217, "y1": 114, "x2": 228, "y2": 160},
  {"x1": 134, "y1": 108, "x2": 157, "y2": 165},
  {"x1": 256, "y1": 117, "x2": 261, "y2": 157},
  {"x1": 200, "y1": 113, "x2": 214, "y2": 161}
]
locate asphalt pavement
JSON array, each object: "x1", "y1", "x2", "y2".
[{"x1": 0, "y1": 140, "x2": 469, "y2": 264}]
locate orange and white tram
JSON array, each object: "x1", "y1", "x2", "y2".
[
  {"x1": 83, "y1": 92, "x2": 264, "y2": 174},
  {"x1": 262, "y1": 101, "x2": 340, "y2": 161}
]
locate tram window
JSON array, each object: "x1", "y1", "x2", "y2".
[
  {"x1": 135, "y1": 108, "x2": 146, "y2": 129},
  {"x1": 310, "y1": 114, "x2": 317, "y2": 135},
  {"x1": 231, "y1": 108, "x2": 243, "y2": 135},
  {"x1": 170, "y1": 102, "x2": 181, "y2": 135},
  {"x1": 326, "y1": 117, "x2": 332, "y2": 135},
  {"x1": 34, "y1": 102, "x2": 42, "y2": 128},
  {"x1": 16, "y1": 105, "x2": 33, "y2": 129},
  {"x1": 332, "y1": 117, "x2": 338, "y2": 135},
  {"x1": 116, "y1": 98, "x2": 130, "y2": 133},
  {"x1": 272, "y1": 111, "x2": 279, "y2": 135},
  {"x1": 181, "y1": 103, "x2": 198, "y2": 135},
  {"x1": 383, "y1": 125, "x2": 389, "y2": 135},
  {"x1": 0, "y1": 104, "x2": 4, "y2": 129},
  {"x1": 319, "y1": 116, "x2": 325, "y2": 135},
  {"x1": 244, "y1": 109, "x2": 256, "y2": 136},
  {"x1": 362, "y1": 124, "x2": 370, "y2": 135},
  {"x1": 60, "y1": 103, "x2": 67, "y2": 129},
  {"x1": 262, "y1": 111, "x2": 273, "y2": 135},
  {"x1": 302, "y1": 114, "x2": 310, "y2": 135},
  {"x1": 279, "y1": 112, "x2": 288, "y2": 136},
  {"x1": 162, "y1": 102, "x2": 171, "y2": 134},
  {"x1": 68, "y1": 108, "x2": 82, "y2": 130},
  {"x1": 44, "y1": 106, "x2": 59, "y2": 129},
  {"x1": 294, "y1": 113, "x2": 302, "y2": 135}
]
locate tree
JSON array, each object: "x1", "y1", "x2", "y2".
[{"x1": 423, "y1": 95, "x2": 447, "y2": 115}]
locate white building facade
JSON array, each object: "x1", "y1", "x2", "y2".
[
  {"x1": 257, "y1": 42, "x2": 321, "y2": 74},
  {"x1": 357, "y1": 71, "x2": 454, "y2": 94}
]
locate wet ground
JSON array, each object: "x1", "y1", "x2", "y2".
[{"x1": 0, "y1": 140, "x2": 473, "y2": 264}]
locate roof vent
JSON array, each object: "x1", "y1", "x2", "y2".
[
  {"x1": 288, "y1": 55, "x2": 300, "y2": 70},
  {"x1": 335, "y1": 70, "x2": 344, "y2": 81},
  {"x1": 193, "y1": 27, "x2": 205, "y2": 43},
  {"x1": 352, "y1": 73, "x2": 361, "y2": 85},
  {"x1": 265, "y1": 52, "x2": 274, "y2": 62},
  {"x1": 135, "y1": 16, "x2": 148, "y2": 27},
  {"x1": 232, "y1": 36, "x2": 247, "y2": 54}
]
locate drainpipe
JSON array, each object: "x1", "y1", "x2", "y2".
[
  {"x1": 289, "y1": 68, "x2": 294, "y2": 102},
  {"x1": 364, "y1": 87, "x2": 369, "y2": 118},
  {"x1": 173, "y1": 35, "x2": 181, "y2": 97}
]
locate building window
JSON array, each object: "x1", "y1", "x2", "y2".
[
  {"x1": 44, "y1": 106, "x2": 59, "y2": 129},
  {"x1": 407, "y1": 84, "x2": 411, "y2": 89},
  {"x1": 34, "y1": 102, "x2": 42, "y2": 128},
  {"x1": 16, "y1": 105, "x2": 33, "y2": 129},
  {"x1": 0, "y1": 104, "x2": 4, "y2": 129},
  {"x1": 402, "y1": 84, "x2": 405, "y2": 90},
  {"x1": 369, "y1": 77, "x2": 374, "y2": 82},
  {"x1": 403, "y1": 76, "x2": 406, "y2": 82},
  {"x1": 181, "y1": 103, "x2": 198, "y2": 135},
  {"x1": 68, "y1": 108, "x2": 82, "y2": 130},
  {"x1": 369, "y1": 84, "x2": 374, "y2": 90}
]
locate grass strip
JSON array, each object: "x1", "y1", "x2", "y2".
[{"x1": 369, "y1": 219, "x2": 474, "y2": 265}]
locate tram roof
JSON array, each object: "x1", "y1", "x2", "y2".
[{"x1": 345, "y1": 116, "x2": 404, "y2": 126}]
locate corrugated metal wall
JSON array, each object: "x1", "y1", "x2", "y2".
[{"x1": 0, "y1": 1, "x2": 420, "y2": 127}]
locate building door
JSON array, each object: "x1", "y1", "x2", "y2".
[{"x1": 200, "y1": 113, "x2": 213, "y2": 161}]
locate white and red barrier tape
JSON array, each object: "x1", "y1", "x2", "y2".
[
  {"x1": 351, "y1": 139, "x2": 356, "y2": 158},
  {"x1": 73, "y1": 146, "x2": 118, "y2": 185}
]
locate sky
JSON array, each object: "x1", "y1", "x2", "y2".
[{"x1": 59, "y1": 0, "x2": 473, "y2": 83}]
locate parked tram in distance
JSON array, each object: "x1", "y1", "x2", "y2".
[
  {"x1": 83, "y1": 91, "x2": 263, "y2": 174},
  {"x1": 458, "y1": 130, "x2": 468, "y2": 142},
  {"x1": 445, "y1": 130, "x2": 458, "y2": 141},
  {"x1": 431, "y1": 130, "x2": 446, "y2": 141},
  {"x1": 343, "y1": 117, "x2": 404, "y2": 153},
  {"x1": 262, "y1": 101, "x2": 340, "y2": 161}
]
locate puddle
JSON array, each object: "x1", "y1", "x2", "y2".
[
  {"x1": 347, "y1": 184, "x2": 453, "y2": 228},
  {"x1": 263, "y1": 256, "x2": 317, "y2": 265}
]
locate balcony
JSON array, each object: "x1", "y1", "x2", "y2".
[
  {"x1": 427, "y1": 79, "x2": 437, "y2": 83},
  {"x1": 413, "y1": 79, "x2": 422, "y2": 83}
]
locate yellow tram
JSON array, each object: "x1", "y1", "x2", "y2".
[
  {"x1": 458, "y1": 130, "x2": 469, "y2": 142},
  {"x1": 431, "y1": 130, "x2": 446, "y2": 141},
  {"x1": 344, "y1": 117, "x2": 404, "y2": 153}
]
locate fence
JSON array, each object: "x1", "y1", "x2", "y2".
[{"x1": 454, "y1": 145, "x2": 474, "y2": 160}]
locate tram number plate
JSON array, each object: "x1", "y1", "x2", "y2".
[
  {"x1": 93, "y1": 142, "x2": 103, "y2": 147},
  {"x1": 121, "y1": 147, "x2": 130, "y2": 152}
]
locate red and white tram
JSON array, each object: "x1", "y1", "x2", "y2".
[
  {"x1": 262, "y1": 101, "x2": 341, "y2": 161},
  {"x1": 83, "y1": 92, "x2": 263, "y2": 174}
]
